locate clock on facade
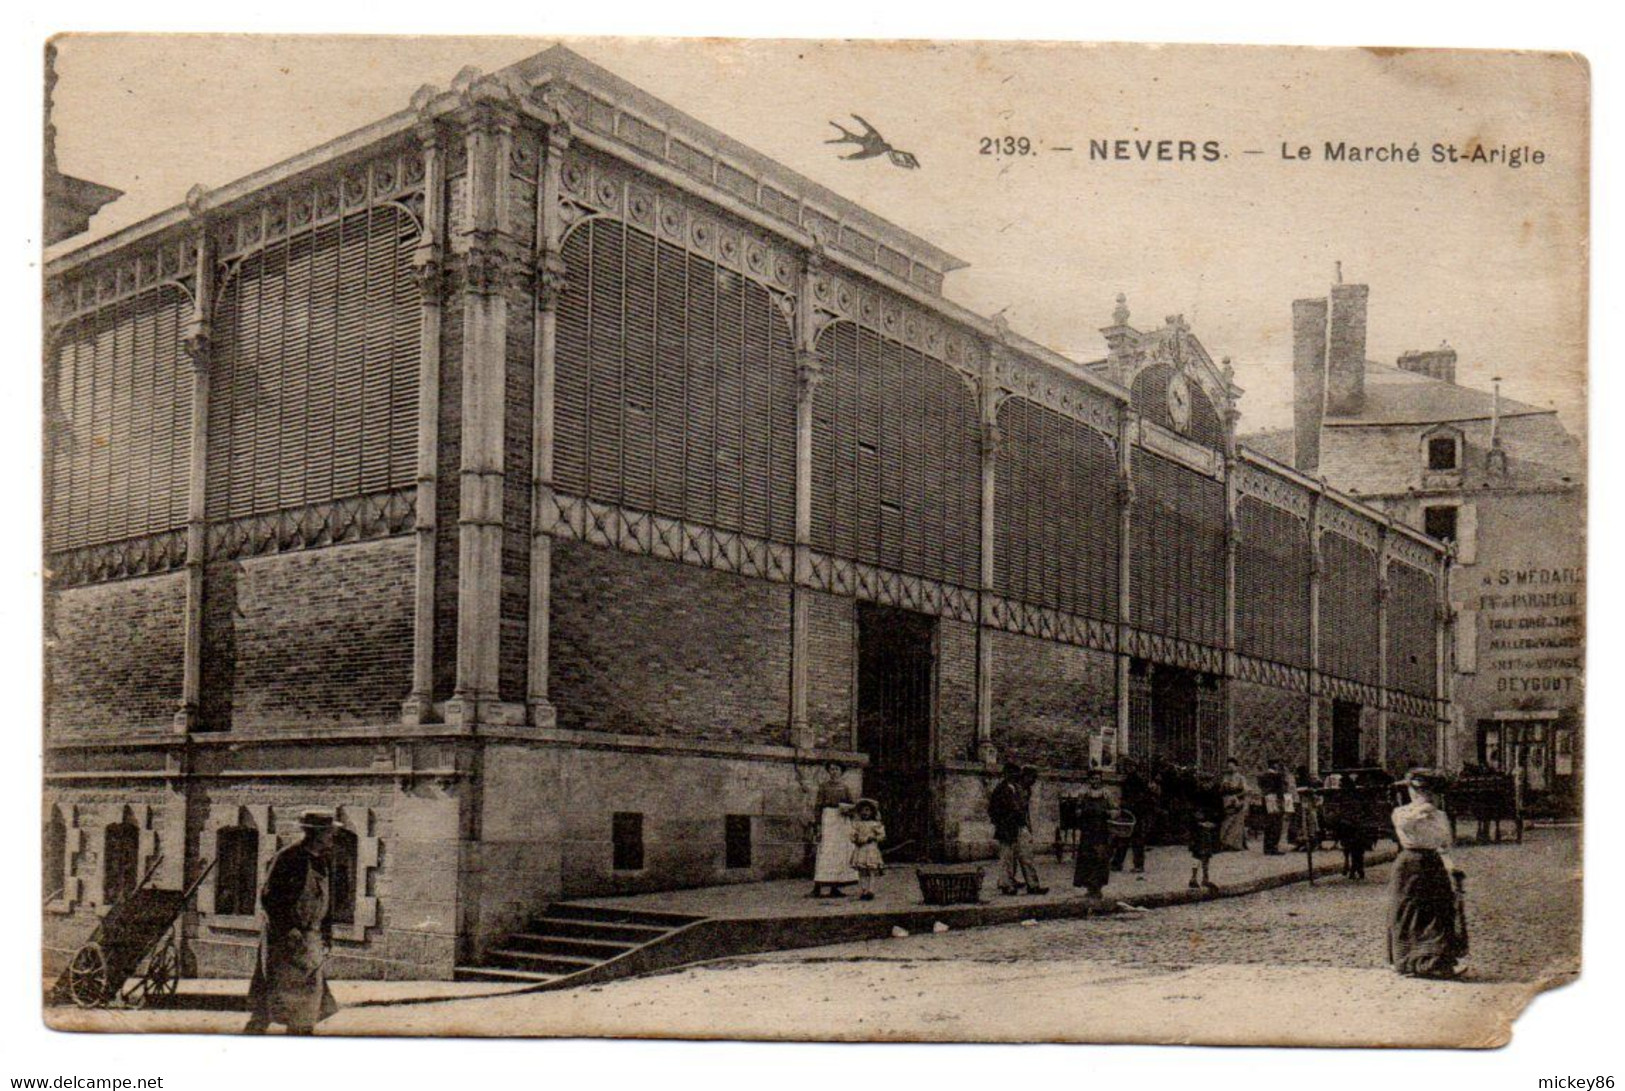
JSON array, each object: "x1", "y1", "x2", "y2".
[{"x1": 1166, "y1": 371, "x2": 1192, "y2": 432}]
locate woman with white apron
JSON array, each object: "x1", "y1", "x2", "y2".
[{"x1": 810, "y1": 762, "x2": 859, "y2": 897}]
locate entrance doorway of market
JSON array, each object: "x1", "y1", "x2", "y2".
[
  {"x1": 1128, "y1": 659, "x2": 1225, "y2": 773},
  {"x1": 856, "y1": 603, "x2": 937, "y2": 862},
  {"x1": 1330, "y1": 699, "x2": 1364, "y2": 769}
]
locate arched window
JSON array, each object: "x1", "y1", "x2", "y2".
[
  {"x1": 329, "y1": 826, "x2": 359, "y2": 926},
  {"x1": 214, "y1": 818, "x2": 261, "y2": 917},
  {"x1": 102, "y1": 814, "x2": 140, "y2": 906},
  {"x1": 44, "y1": 809, "x2": 67, "y2": 904}
]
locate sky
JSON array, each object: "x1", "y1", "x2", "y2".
[{"x1": 47, "y1": 36, "x2": 1589, "y2": 436}]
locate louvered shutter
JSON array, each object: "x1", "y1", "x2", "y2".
[
  {"x1": 207, "y1": 206, "x2": 417, "y2": 524},
  {"x1": 553, "y1": 216, "x2": 796, "y2": 542},
  {"x1": 48, "y1": 284, "x2": 191, "y2": 553}
]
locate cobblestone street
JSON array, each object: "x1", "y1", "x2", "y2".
[
  {"x1": 818, "y1": 825, "x2": 1580, "y2": 985},
  {"x1": 49, "y1": 828, "x2": 1578, "y2": 1045}
]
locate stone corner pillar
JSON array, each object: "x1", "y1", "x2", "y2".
[{"x1": 445, "y1": 91, "x2": 523, "y2": 730}]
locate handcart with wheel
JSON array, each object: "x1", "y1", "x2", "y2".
[{"x1": 52, "y1": 856, "x2": 214, "y2": 1009}]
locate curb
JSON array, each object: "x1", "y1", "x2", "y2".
[
  {"x1": 365, "y1": 845, "x2": 1403, "y2": 1007},
  {"x1": 83, "y1": 846, "x2": 1403, "y2": 1014}
]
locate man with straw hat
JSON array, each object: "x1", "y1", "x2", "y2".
[{"x1": 244, "y1": 809, "x2": 342, "y2": 1034}]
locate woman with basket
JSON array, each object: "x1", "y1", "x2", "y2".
[{"x1": 1072, "y1": 769, "x2": 1119, "y2": 898}]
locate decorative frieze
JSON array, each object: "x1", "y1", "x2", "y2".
[
  {"x1": 805, "y1": 551, "x2": 980, "y2": 624},
  {"x1": 539, "y1": 490, "x2": 796, "y2": 586},
  {"x1": 1320, "y1": 673, "x2": 1382, "y2": 707},
  {"x1": 50, "y1": 235, "x2": 197, "y2": 327},
  {"x1": 1388, "y1": 530, "x2": 1441, "y2": 573},
  {"x1": 992, "y1": 351, "x2": 1119, "y2": 442},
  {"x1": 47, "y1": 529, "x2": 188, "y2": 588},
  {"x1": 810, "y1": 265, "x2": 980, "y2": 373},
  {"x1": 1234, "y1": 654, "x2": 1312, "y2": 694},
  {"x1": 983, "y1": 594, "x2": 1116, "y2": 653},
  {"x1": 556, "y1": 145, "x2": 797, "y2": 298},
  {"x1": 1390, "y1": 690, "x2": 1438, "y2": 720},
  {"x1": 211, "y1": 144, "x2": 426, "y2": 263},
  {"x1": 1319, "y1": 499, "x2": 1382, "y2": 551},
  {"x1": 1234, "y1": 461, "x2": 1313, "y2": 521},
  {"x1": 205, "y1": 488, "x2": 415, "y2": 563},
  {"x1": 1125, "y1": 628, "x2": 1226, "y2": 676}
]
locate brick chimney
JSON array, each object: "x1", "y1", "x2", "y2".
[
  {"x1": 1291, "y1": 297, "x2": 1329, "y2": 472},
  {"x1": 1325, "y1": 281, "x2": 1369, "y2": 416},
  {"x1": 1397, "y1": 342, "x2": 1458, "y2": 384}
]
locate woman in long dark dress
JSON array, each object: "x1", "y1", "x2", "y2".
[
  {"x1": 1072, "y1": 770, "x2": 1114, "y2": 897},
  {"x1": 1388, "y1": 769, "x2": 1468, "y2": 979}
]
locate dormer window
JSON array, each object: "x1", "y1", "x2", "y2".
[{"x1": 1427, "y1": 436, "x2": 1459, "y2": 471}]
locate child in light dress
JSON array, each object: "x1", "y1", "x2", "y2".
[{"x1": 849, "y1": 798, "x2": 886, "y2": 901}]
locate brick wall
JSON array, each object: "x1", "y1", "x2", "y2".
[
  {"x1": 433, "y1": 293, "x2": 463, "y2": 701},
  {"x1": 550, "y1": 539, "x2": 792, "y2": 744},
  {"x1": 201, "y1": 538, "x2": 415, "y2": 730},
  {"x1": 500, "y1": 279, "x2": 535, "y2": 704},
  {"x1": 989, "y1": 631, "x2": 1115, "y2": 770},
  {"x1": 938, "y1": 618, "x2": 979, "y2": 763},
  {"x1": 1231, "y1": 680, "x2": 1311, "y2": 771},
  {"x1": 804, "y1": 591, "x2": 853, "y2": 749},
  {"x1": 46, "y1": 573, "x2": 186, "y2": 734},
  {"x1": 1387, "y1": 716, "x2": 1437, "y2": 774}
]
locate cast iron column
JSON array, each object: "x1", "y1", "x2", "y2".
[
  {"x1": 402, "y1": 117, "x2": 446, "y2": 725},
  {"x1": 1115, "y1": 405, "x2": 1135, "y2": 761},
  {"x1": 1377, "y1": 523, "x2": 1392, "y2": 769},
  {"x1": 174, "y1": 211, "x2": 213, "y2": 733},
  {"x1": 1307, "y1": 491, "x2": 1324, "y2": 778},
  {"x1": 526, "y1": 119, "x2": 569, "y2": 730},
  {"x1": 789, "y1": 252, "x2": 825, "y2": 751}
]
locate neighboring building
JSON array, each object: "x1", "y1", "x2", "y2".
[
  {"x1": 1246, "y1": 276, "x2": 1583, "y2": 812},
  {"x1": 42, "y1": 47, "x2": 1448, "y2": 980},
  {"x1": 43, "y1": 44, "x2": 121, "y2": 246}
]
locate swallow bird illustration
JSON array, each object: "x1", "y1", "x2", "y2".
[{"x1": 826, "y1": 114, "x2": 920, "y2": 169}]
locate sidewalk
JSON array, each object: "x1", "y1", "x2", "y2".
[
  {"x1": 56, "y1": 839, "x2": 1390, "y2": 1012},
  {"x1": 569, "y1": 838, "x2": 1378, "y2": 921}
]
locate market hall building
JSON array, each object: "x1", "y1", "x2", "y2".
[{"x1": 42, "y1": 47, "x2": 1450, "y2": 981}]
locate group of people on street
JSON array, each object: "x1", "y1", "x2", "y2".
[{"x1": 815, "y1": 756, "x2": 1469, "y2": 981}]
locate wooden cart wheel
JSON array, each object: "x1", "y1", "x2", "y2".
[
  {"x1": 67, "y1": 942, "x2": 111, "y2": 1009},
  {"x1": 126, "y1": 938, "x2": 180, "y2": 1009}
]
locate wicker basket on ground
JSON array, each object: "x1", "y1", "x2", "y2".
[{"x1": 915, "y1": 864, "x2": 986, "y2": 905}]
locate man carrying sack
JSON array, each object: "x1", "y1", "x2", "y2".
[{"x1": 244, "y1": 809, "x2": 342, "y2": 1035}]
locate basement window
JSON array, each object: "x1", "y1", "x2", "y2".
[
  {"x1": 724, "y1": 815, "x2": 753, "y2": 870},
  {"x1": 214, "y1": 823, "x2": 261, "y2": 918},
  {"x1": 612, "y1": 812, "x2": 645, "y2": 872}
]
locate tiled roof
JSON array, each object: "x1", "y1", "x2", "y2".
[{"x1": 1325, "y1": 362, "x2": 1551, "y2": 426}]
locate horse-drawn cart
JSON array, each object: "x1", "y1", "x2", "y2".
[
  {"x1": 1299, "y1": 768, "x2": 1401, "y2": 881},
  {"x1": 52, "y1": 857, "x2": 214, "y2": 1009},
  {"x1": 1445, "y1": 771, "x2": 1523, "y2": 843}
]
